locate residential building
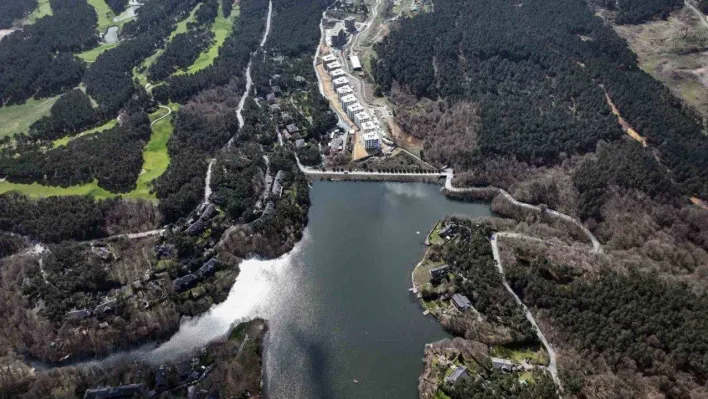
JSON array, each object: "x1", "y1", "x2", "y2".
[
  {"x1": 84, "y1": 384, "x2": 146, "y2": 399},
  {"x1": 360, "y1": 120, "x2": 377, "y2": 133},
  {"x1": 328, "y1": 23, "x2": 347, "y2": 47},
  {"x1": 330, "y1": 68, "x2": 346, "y2": 78},
  {"x1": 266, "y1": 93, "x2": 276, "y2": 103},
  {"x1": 295, "y1": 138, "x2": 305, "y2": 148},
  {"x1": 340, "y1": 94, "x2": 357, "y2": 109},
  {"x1": 271, "y1": 170, "x2": 284, "y2": 197},
  {"x1": 346, "y1": 102, "x2": 364, "y2": 119},
  {"x1": 336, "y1": 85, "x2": 354, "y2": 98},
  {"x1": 330, "y1": 137, "x2": 344, "y2": 152},
  {"x1": 332, "y1": 76, "x2": 349, "y2": 87},
  {"x1": 491, "y1": 357, "x2": 517, "y2": 372},
  {"x1": 326, "y1": 61, "x2": 342, "y2": 71},
  {"x1": 451, "y1": 293, "x2": 472, "y2": 311},
  {"x1": 429, "y1": 264, "x2": 449, "y2": 278},
  {"x1": 445, "y1": 366, "x2": 469, "y2": 385},
  {"x1": 67, "y1": 309, "x2": 91, "y2": 320},
  {"x1": 286, "y1": 124, "x2": 300, "y2": 135},
  {"x1": 363, "y1": 132, "x2": 380, "y2": 150},
  {"x1": 322, "y1": 54, "x2": 337, "y2": 63},
  {"x1": 354, "y1": 111, "x2": 371, "y2": 126}
]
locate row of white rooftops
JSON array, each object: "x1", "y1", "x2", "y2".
[{"x1": 322, "y1": 53, "x2": 382, "y2": 149}]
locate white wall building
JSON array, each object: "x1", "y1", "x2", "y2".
[
  {"x1": 346, "y1": 102, "x2": 364, "y2": 119},
  {"x1": 336, "y1": 85, "x2": 354, "y2": 98},
  {"x1": 349, "y1": 55, "x2": 362, "y2": 71},
  {"x1": 363, "y1": 132, "x2": 381, "y2": 150},
  {"x1": 322, "y1": 54, "x2": 337, "y2": 63},
  {"x1": 340, "y1": 94, "x2": 357, "y2": 109},
  {"x1": 326, "y1": 61, "x2": 342, "y2": 71},
  {"x1": 332, "y1": 76, "x2": 349, "y2": 87},
  {"x1": 330, "y1": 68, "x2": 346, "y2": 78},
  {"x1": 354, "y1": 111, "x2": 371, "y2": 127}
]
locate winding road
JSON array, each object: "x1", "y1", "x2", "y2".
[
  {"x1": 150, "y1": 105, "x2": 172, "y2": 127},
  {"x1": 686, "y1": 0, "x2": 708, "y2": 30}
]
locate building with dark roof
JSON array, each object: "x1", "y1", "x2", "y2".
[
  {"x1": 83, "y1": 384, "x2": 145, "y2": 398},
  {"x1": 285, "y1": 124, "x2": 300, "y2": 134},
  {"x1": 491, "y1": 357, "x2": 517, "y2": 372},
  {"x1": 445, "y1": 365, "x2": 469, "y2": 385},
  {"x1": 451, "y1": 293, "x2": 472, "y2": 311},
  {"x1": 429, "y1": 264, "x2": 449, "y2": 279},
  {"x1": 173, "y1": 274, "x2": 198, "y2": 292}
]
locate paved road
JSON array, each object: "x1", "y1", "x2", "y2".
[{"x1": 491, "y1": 232, "x2": 562, "y2": 391}]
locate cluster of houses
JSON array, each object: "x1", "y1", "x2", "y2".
[
  {"x1": 66, "y1": 298, "x2": 119, "y2": 321},
  {"x1": 187, "y1": 202, "x2": 216, "y2": 236},
  {"x1": 83, "y1": 357, "x2": 219, "y2": 398},
  {"x1": 172, "y1": 258, "x2": 220, "y2": 292},
  {"x1": 256, "y1": 169, "x2": 285, "y2": 218},
  {"x1": 322, "y1": 53, "x2": 382, "y2": 152}
]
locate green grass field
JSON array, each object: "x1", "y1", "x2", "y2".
[
  {"x1": 1, "y1": 105, "x2": 177, "y2": 200},
  {"x1": 77, "y1": 42, "x2": 120, "y2": 62},
  {"x1": 175, "y1": 4, "x2": 240, "y2": 76},
  {"x1": 51, "y1": 119, "x2": 117, "y2": 148},
  {"x1": 0, "y1": 180, "x2": 116, "y2": 198},
  {"x1": 86, "y1": 0, "x2": 115, "y2": 32},
  {"x1": 130, "y1": 106, "x2": 175, "y2": 199},
  {"x1": 26, "y1": 0, "x2": 52, "y2": 24},
  {"x1": 0, "y1": 96, "x2": 59, "y2": 138}
]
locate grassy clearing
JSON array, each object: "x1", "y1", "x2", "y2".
[
  {"x1": 86, "y1": 0, "x2": 115, "y2": 32},
  {"x1": 26, "y1": 0, "x2": 52, "y2": 24},
  {"x1": 133, "y1": 4, "x2": 203, "y2": 86},
  {"x1": 0, "y1": 180, "x2": 115, "y2": 198},
  {"x1": 490, "y1": 344, "x2": 549, "y2": 366},
  {"x1": 428, "y1": 221, "x2": 445, "y2": 245},
  {"x1": 0, "y1": 96, "x2": 59, "y2": 138},
  {"x1": 77, "y1": 42, "x2": 120, "y2": 62},
  {"x1": 51, "y1": 119, "x2": 117, "y2": 148},
  {"x1": 175, "y1": 4, "x2": 240, "y2": 76},
  {"x1": 129, "y1": 106, "x2": 175, "y2": 199}
]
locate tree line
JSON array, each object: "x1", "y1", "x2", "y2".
[
  {"x1": 593, "y1": 0, "x2": 683, "y2": 24},
  {"x1": 373, "y1": 0, "x2": 708, "y2": 200},
  {"x1": 0, "y1": 0, "x2": 36, "y2": 29},
  {"x1": 0, "y1": 0, "x2": 96, "y2": 106}
]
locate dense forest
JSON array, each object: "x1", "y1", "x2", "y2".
[
  {"x1": 701, "y1": 0, "x2": 708, "y2": 13},
  {"x1": 374, "y1": 0, "x2": 708, "y2": 199},
  {"x1": 447, "y1": 369, "x2": 556, "y2": 399},
  {"x1": 593, "y1": 0, "x2": 683, "y2": 24},
  {"x1": 573, "y1": 141, "x2": 678, "y2": 220},
  {"x1": 0, "y1": 0, "x2": 36, "y2": 28},
  {"x1": 154, "y1": 0, "x2": 269, "y2": 103},
  {"x1": 506, "y1": 255, "x2": 708, "y2": 396},
  {"x1": 0, "y1": 0, "x2": 96, "y2": 106},
  {"x1": 147, "y1": 0, "x2": 220, "y2": 81},
  {"x1": 210, "y1": 141, "x2": 265, "y2": 221},
  {"x1": 28, "y1": 89, "x2": 98, "y2": 140},
  {"x1": 268, "y1": 0, "x2": 334, "y2": 56},
  {"x1": 0, "y1": 111, "x2": 151, "y2": 192},
  {"x1": 105, "y1": 0, "x2": 129, "y2": 14}
]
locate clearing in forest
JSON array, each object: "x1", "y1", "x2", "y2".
[
  {"x1": 133, "y1": 3, "x2": 203, "y2": 87},
  {"x1": 26, "y1": 0, "x2": 52, "y2": 24},
  {"x1": 175, "y1": 3, "x2": 240, "y2": 76},
  {"x1": 51, "y1": 119, "x2": 118, "y2": 148},
  {"x1": 0, "y1": 96, "x2": 59, "y2": 138}
]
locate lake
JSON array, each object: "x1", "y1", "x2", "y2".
[{"x1": 152, "y1": 181, "x2": 491, "y2": 398}]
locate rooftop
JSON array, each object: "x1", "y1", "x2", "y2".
[
  {"x1": 355, "y1": 111, "x2": 371, "y2": 120},
  {"x1": 330, "y1": 68, "x2": 346, "y2": 77},
  {"x1": 333, "y1": 76, "x2": 349, "y2": 85},
  {"x1": 322, "y1": 54, "x2": 337, "y2": 63},
  {"x1": 341, "y1": 94, "x2": 357, "y2": 103},
  {"x1": 327, "y1": 61, "x2": 342, "y2": 69},
  {"x1": 452, "y1": 293, "x2": 472, "y2": 310},
  {"x1": 349, "y1": 55, "x2": 362, "y2": 70},
  {"x1": 362, "y1": 132, "x2": 379, "y2": 140}
]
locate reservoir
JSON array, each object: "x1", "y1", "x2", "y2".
[{"x1": 153, "y1": 181, "x2": 491, "y2": 398}]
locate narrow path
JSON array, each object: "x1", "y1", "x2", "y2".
[
  {"x1": 150, "y1": 105, "x2": 172, "y2": 127},
  {"x1": 491, "y1": 232, "x2": 562, "y2": 392}
]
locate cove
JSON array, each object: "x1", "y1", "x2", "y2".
[{"x1": 151, "y1": 181, "x2": 491, "y2": 398}]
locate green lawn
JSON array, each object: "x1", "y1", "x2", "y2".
[
  {"x1": 51, "y1": 119, "x2": 117, "y2": 148},
  {"x1": 174, "y1": 3, "x2": 240, "y2": 76},
  {"x1": 1, "y1": 105, "x2": 176, "y2": 200},
  {"x1": 129, "y1": 106, "x2": 175, "y2": 199},
  {"x1": 26, "y1": 0, "x2": 52, "y2": 24},
  {"x1": 0, "y1": 96, "x2": 59, "y2": 138},
  {"x1": 0, "y1": 180, "x2": 115, "y2": 199},
  {"x1": 77, "y1": 42, "x2": 120, "y2": 62},
  {"x1": 86, "y1": 0, "x2": 115, "y2": 32},
  {"x1": 428, "y1": 221, "x2": 445, "y2": 245},
  {"x1": 490, "y1": 344, "x2": 549, "y2": 366}
]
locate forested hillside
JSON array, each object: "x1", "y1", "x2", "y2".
[
  {"x1": 506, "y1": 254, "x2": 708, "y2": 397},
  {"x1": 0, "y1": 0, "x2": 96, "y2": 106},
  {"x1": 592, "y1": 0, "x2": 683, "y2": 24},
  {"x1": 374, "y1": 0, "x2": 708, "y2": 199},
  {"x1": 0, "y1": 0, "x2": 37, "y2": 28}
]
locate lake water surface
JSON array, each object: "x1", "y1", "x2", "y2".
[{"x1": 153, "y1": 181, "x2": 491, "y2": 398}]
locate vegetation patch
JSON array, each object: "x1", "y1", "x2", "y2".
[
  {"x1": 128, "y1": 106, "x2": 176, "y2": 200},
  {"x1": 26, "y1": 0, "x2": 52, "y2": 24},
  {"x1": 0, "y1": 96, "x2": 58, "y2": 139},
  {"x1": 52, "y1": 119, "x2": 117, "y2": 148}
]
